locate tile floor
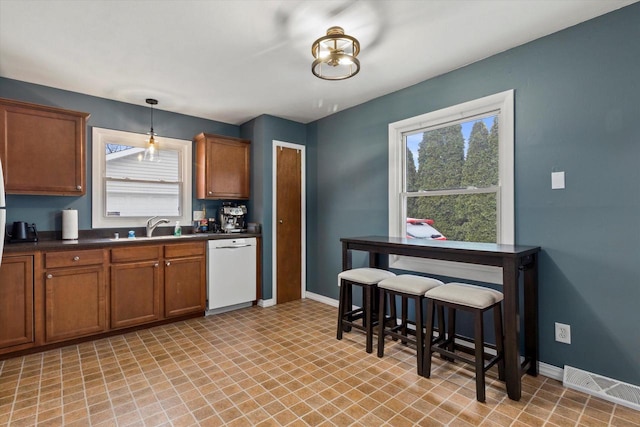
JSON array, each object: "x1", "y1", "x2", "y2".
[{"x1": 0, "y1": 299, "x2": 638, "y2": 426}]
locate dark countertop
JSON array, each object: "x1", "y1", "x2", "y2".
[{"x1": 3, "y1": 232, "x2": 261, "y2": 254}]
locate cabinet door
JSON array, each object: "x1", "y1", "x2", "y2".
[
  {"x1": 196, "y1": 134, "x2": 250, "y2": 199},
  {"x1": 110, "y1": 260, "x2": 162, "y2": 328},
  {"x1": 0, "y1": 98, "x2": 89, "y2": 195},
  {"x1": 164, "y1": 256, "x2": 206, "y2": 317},
  {"x1": 44, "y1": 266, "x2": 106, "y2": 343},
  {"x1": 0, "y1": 255, "x2": 34, "y2": 350}
]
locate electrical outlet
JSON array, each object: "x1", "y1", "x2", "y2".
[{"x1": 555, "y1": 322, "x2": 571, "y2": 344}]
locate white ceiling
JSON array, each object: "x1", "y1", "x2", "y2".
[{"x1": 0, "y1": 0, "x2": 636, "y2": 125}]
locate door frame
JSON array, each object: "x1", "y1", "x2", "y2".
[{"x1": 272, "y1": 140, "x2": 306, "y2": 304}]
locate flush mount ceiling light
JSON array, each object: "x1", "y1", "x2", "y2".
[
  {"x1": 144, "y1": 98, "x2": 158, "y2": 161},
  {"x1": 311, "y1": 26, "x2": 360, "y2": 80}
]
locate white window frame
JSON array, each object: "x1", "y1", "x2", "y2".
[
  {"x1": 92, "y1": 127, "x2": 192, "y2": 229},
  {"x1": 388, "y1": 90, "x2": 514, "y2": 284}
]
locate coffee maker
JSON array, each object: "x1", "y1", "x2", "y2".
[{"x1": 219, "y1": 203, "x2": 247, "y2": 233}]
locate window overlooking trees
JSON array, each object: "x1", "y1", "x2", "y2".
[
  {"x1": 406, "y1": 115, "x2": 499, "y2": 242},
  {"x1": 389, "y1": 91, "x2": 514, "y2": 283}
]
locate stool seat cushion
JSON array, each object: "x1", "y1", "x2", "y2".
[
  {"x1": 425, "y1": 283, "x2": 503, "y2": 309},
  {"x1": 378, "y1": 275, "x2": 444, "y2": 295},
  {"x1": 338, "y1": 268, "x2": 396, "y2": 286}
]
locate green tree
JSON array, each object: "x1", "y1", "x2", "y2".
[
  {"x1": 412, "y1": 125, "x2": 465, "y2": 240},
  {"x1": 456, "y1": 118, "x2": 499, "y2": 242},
  {"x1": 406, "y1": 147, "x2": 418, "y2": 214}
]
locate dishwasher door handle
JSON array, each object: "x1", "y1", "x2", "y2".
[{"x1": 215, "y1": 244, "x2": 252, "y2": 249}]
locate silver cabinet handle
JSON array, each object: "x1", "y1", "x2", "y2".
[
  {"x1": 154, "y1": 263, "x2": 159, "y2": 268},
  {"x1": 76, "y1": 185, "x2": 82, "y2": 190},
  {"x1": 279, "y1": 219, "x2": 283, "y2": 224},
  {"x1": 166, "y1": 261, "x2": 171, "y2": 266},
  {"x1": 47, "y1": 274, "x2": 53, "y2": 279},
  {"x1": 73, "y1": 256, "x2": 80, "y2": 261}
]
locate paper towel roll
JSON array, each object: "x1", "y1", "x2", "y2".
[{"x1": 62, "y1": 209, "x2": 78, "y2": 240}]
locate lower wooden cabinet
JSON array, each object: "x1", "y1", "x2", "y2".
[
  {"x1": 110, "y1": 245, "x2": 162, "y2": 329},
  {"x1": 164, "y1": 243, "x2": 206, "y2": 317},
  {"x1": 44, "y1": 264, "x2": 107, "y2": 344},
  {"x1": 110, "y1": 242, "x2": 205, "y2": 325},
  {"x1": 1, "y1": 239, "x2": 208, "y2": 358},
  {"x1": 0, "y1": 255, "x2": 34, "y2": 351}
]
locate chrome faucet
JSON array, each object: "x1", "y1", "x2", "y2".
[{"x1": 146, "y1": 216, "x2": 170, "y2": 237}]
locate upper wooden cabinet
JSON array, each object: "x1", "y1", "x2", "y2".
[
  {"x1": 0, "y1": 97, "x2": 89, "y2": 196},
  {"x1": 195, "y1": 133, "x2": 250, "y2": 200}
]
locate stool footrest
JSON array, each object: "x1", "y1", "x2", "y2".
[{"x1": 431, "y1": 340, "x2": 504, "y2": 374}]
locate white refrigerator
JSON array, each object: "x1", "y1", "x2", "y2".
[{"x1": 0, "y1": 159, "x2": 5, "y2": 267}]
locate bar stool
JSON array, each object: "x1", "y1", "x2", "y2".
[
  {"x1": 376, "y1": 275, "x2": 444, "y2": 375},
  {"x1": 423, "y1": 283, "x2": 505, "y2": 402},
  {"x1": 337, "y1": 268, "x2": 396, "y2": 353}
]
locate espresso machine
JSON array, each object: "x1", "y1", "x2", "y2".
[{"x1": 219, "y1": 203, "x2": 247, "y2": 233}]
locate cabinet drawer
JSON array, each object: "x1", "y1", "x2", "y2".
[
  {"x1": 111, "y1": 245, "x2": 162, "y2": 263},
  {"x1": 165, "y1": 242, "x2": 205, "y2": 259},
  {"x1": 45, "y1": 249, "x2": 105, "y2": 269}
]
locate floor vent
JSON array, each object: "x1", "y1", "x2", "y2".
[{"x1": 563, "y1": 365, "x2": 640, "y2": 411}]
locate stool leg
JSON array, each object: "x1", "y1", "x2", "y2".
[
  {"x1": 364, "y1": 285, "x2": 374, "y2": 353},
  {"x1": 415, "y1": 296, "x2": 424, "y2": 376},
  {"x1": 423, "y1": 299, "x2": 435, "y2": 378},
  {"x1": 377, "y1": 287, "x2": 386, "y2": 358},
  {"x1": 401, "y1": 296, "x2": 408, "y2": 343},
  {"x1": 494, "y1": 304, "x2": 505, "y2": 381},
  {"x1": 437, "y1": 305, "x2": 445, "y2": 341},
  {"x1": 474, "y1": 310, "x2": 486, "y2": 402},
  {"x1": 389, "y1": 294, "x2": 397, "y2": 322},
  {"x1": 444, "y1": 307, "x2": 456, "y2": 361},
  {"x1": 337, "y1": 280, "x2": 346, "y2": 340},
  {"x1": 388, "y1": 293, "x2": 399, "y2": 340}
]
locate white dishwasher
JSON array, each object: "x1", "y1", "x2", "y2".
[{"x1": 207, "y1": 238, "x2": 257, "y2": 313}]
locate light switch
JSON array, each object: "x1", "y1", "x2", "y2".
[{"x1": 551, "y1": 171, "x2": 565, "y2": 190}]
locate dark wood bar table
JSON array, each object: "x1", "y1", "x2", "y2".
[{"x1": 341, "y1": 236, "x2": 541, "y2": 401}]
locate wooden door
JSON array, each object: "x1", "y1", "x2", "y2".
[
  {"x1": 276, "y1": 146, "x2": 302, "y2": 303},
  {"x1": 44, "y1": 266, "x2": 106, "y2": 343},
  {"x1": 0, "y1": 98, "x2": 88, "y2": 195},
  {"x1": 0, "y1": 255, "x2": 34, "y2": 349},
  {"x1": 164, "y1": 256, "x2": 206, "y2": 317},
  {"x1": 110, "y1": 261, "x2": 162, "y2": 328},
  {"x1": 195, "y1": 133, "x2": 250, "y2": 199}
]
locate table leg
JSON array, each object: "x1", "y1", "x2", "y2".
[
  {"x1": 342, "y1": 242, "x2": 352, "y2": 271},
  {"x1": 523, "y1": 253, "x2": 539, "y2": 376},
  {"x1": 502, "y1": 260, "x2": 521, "y2": 401}
]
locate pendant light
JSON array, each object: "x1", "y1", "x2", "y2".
[
  {"x1": 144, "y1": 98, "x2": 159, "y2": 162},
  {"x1": 311, "y1": 26, "x2": 360, "y2": 80}
]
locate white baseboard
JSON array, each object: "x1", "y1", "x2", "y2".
[
  {"x1": 305, "y1": 291, "x2": 338, "y2": 307},
  {"x1": 539, "y1": 361, "x2": 563, "y2": 381},
  {"x1": 258, "y1": 298, "x2": 275, "y2": 308}
]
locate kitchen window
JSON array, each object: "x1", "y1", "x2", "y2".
[
  {"x1": 388, "y1": 90, "x2": 514, "y2": 284},
  {"x1": 92, "y1": 127, "x2": 192, "y2": 228}
]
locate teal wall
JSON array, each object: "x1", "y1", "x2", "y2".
[
  {"x1": 0, "y1": 78, "x2": 238, "y2": 230},
  {"x1": 2, "y1": 3, "x2": 638, "y2": 386},
  {"x1": 308, "y1": 4, "x2": 640, "y2": 384},
  {"x1": 241, "y1": 115, "x2": 308, "y2": 300}
]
